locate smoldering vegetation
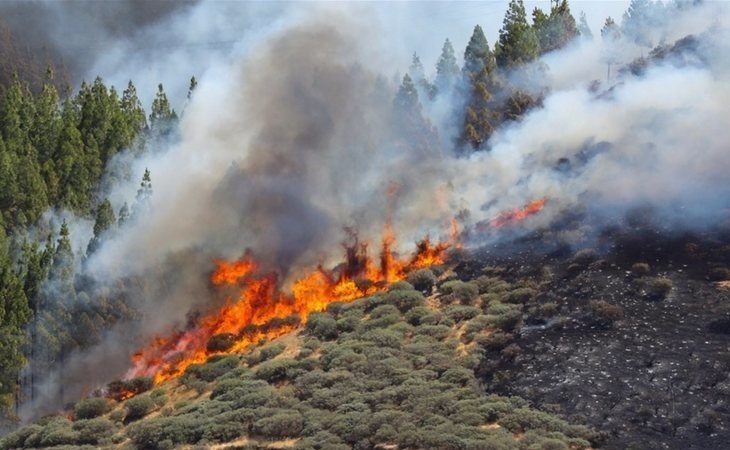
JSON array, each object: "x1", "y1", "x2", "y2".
[{"x1": 3, "y1": 0, "x2": 730, "y2": 429}]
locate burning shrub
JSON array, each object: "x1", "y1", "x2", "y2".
[
  {"x1": 206, "y1": 333, "x2": 236, "y2": 353},
  {"x1": 73, "y1": 397, "x2": 111, "y2": 420},
  {"x1": 125, "y1": 395, "x2": 155, "y2": 422},
  {"x1": 107, "y1": 377, "x2": 153, "y2": 401},
  {"x1": 382, "y1": 289, "x2": 425, "y2": 313},
  {"x1": 407, "y1": 268, "x2": 436, "y2": 293},
  {"x1": 439, "y1": 280, "x2": 479, "y2": 305},
  {"x1": 306, "y1": 313, "x2": 339, "y2": 340},
  {"x1": 631, "y1": 262, "x2": 651, "y2": 277},
  {"x1": 589, "y1": 300, "x2": 624, "y2": 327}
]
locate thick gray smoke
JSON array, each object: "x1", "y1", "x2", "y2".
[{"x1": 19, "y1": 0, "x2": 730, "y2": 419}]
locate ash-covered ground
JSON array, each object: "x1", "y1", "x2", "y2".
[{"x1": 462, "y1": 221, "x2": 730, "y2": 450}]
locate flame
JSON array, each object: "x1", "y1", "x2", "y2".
[
  {"x1": 487, "y1": 198, "x2": 547, "y2": 229},
  {"x1": 124, "y1": 225, "x2": 456, "y2": 386}
]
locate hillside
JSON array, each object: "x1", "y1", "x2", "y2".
[{"x1": 1, "y1": 257, "x2": 604, "y2": 450}]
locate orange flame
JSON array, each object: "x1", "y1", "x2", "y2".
[
  {"x1": 124, "y1": 225, "x2": 456, "y2": 386},
  {"x1": 488, "y1": 198, "x2": 547, "y2": 229}
]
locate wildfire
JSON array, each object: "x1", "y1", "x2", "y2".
[
  {"x1": 487, "y1": 198, "x2": 547, "y2": 229},
  {"x1": 124, "y1": 225, "x2": 455, "y2": 385}
]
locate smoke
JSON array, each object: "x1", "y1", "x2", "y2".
[{"x1": 17, "y1": 0, "x2": 730, "y2": 419}]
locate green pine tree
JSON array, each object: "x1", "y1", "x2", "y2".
[
  {"x1": 435, "y1": 38, "x2": 460, "y2": 93},
  {"x1": 495, "y1": 0, "x2": 540, "y2": 68},
  {"x1": 87, "y1": 198, "x2": 116, "y2": 255}
]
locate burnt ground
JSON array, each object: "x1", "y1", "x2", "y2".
[{"x1": 462, "y1": 226, "x2": 730, "y2": 450}]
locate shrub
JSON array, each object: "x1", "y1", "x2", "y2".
[
  {"x1": 642, "y1": 277, "x2": 673, "y2": 300},
  {"x1": 407, "y1": 269, "x2": 436, "y2": 293},
  {"x1": 589, "y1": 300, "x2": 624, "y2": 326},
  {"x1": 416, "y1": 324, "x2": 452, "y2": 340},
  {"x1": 72, "y1": 418, "x2": 117, "y2": 445},
  {"x1": 572, "y1": 249, "x2": 598, "y2": 265},
  {"x1": 475, "y1": 276, "x2": 510, "y2": 294},
  {"x1": 255, "y1": 358, "x2": 299, "y2": 383},
  {"x1": 107, "y1": 377, "x2": 153, "y2": 401},
  {"x1": 389, "y1": 280, "x2": 415, "y2": 291},
  {"x1": 439, "y1": 280, "x2": 479, "y2": 305},
  {"x1": 253, "y1": 411, "x2": 305, "y2": 438},
  {"x1": 503, "y1": 288, "x2": 536, "y2": 304},
  {"x1": 125, "y1": 395, "x2": 155, "y2": 422},
  {"x1": 476, "y1": 331, "x2": 513, "y2": 351},
  {"x1": 74, "y1": 397, "x2": 111, "y2": 420},
  {"x1": 630, "y1": 263, "x2": 651, "y2": 277},
  {"x1": 405, "y1": 306, "x2": 432, "y2": 326},
  {"x1": 383, "y1": 289, "x2": 425, "y2": 313},
  {"x1": 211, "y1": 378, "x2": 270, "y2": 401},
  {"x1": 185, "y1": 354, "x2": 239, "y2": 381},
  {"x1": 445, "y1": 305, "x2": 481, "y2": 323},
  {"x1": 306, "y1": 313, "x2": 339, "y2": 340},
  {"x1": 246, "y1": 342, "x2": 286, "y2": 366}
]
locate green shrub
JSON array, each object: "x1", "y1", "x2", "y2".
[
  {"x1": 253, "y1": 411, "x2": 305, "y2": 438},
  {"x1": 476, "y1": 331, "x2": 513, "y2": 351},
  {"x1": 439, "y1": 280, "x2": 479, "y2": 305},
  {"x1": 246, "y1": 342, "x2": 286, "y2": 366},
  {"x1": 125, "y1": 395, "x2": 155, "y2": 422},
  {"x1": 630, "y1": 262, "x2": 651, "y2": 277},
  {"x1": 383, "y1": 289, "x2": 425, "y2": 313},
  {"x1": 72, "y1": 418, "x2": 117, "y2": 445},
  {"x1": 254, "y1": 358, "x2": 299, "y2": 383},
  {"x1": 445, "y1": 305, "x2": 481, "y2": 323},
  {"x1": 407, "y1": 269, "x2": 436, "y2": 293},
  {"x1": 475, "y1": 276, "x2": 510, "y2": 294},
  {"x1": 185, "y1": 354, "x2": 239, "y2": 381},
  {"x1": 211, "y1": 378, "x2": 270, "y2": 401},
  {"x1": 416, "y1": 324, "x2": 452, "y2": 340},
  {"x1": 0, "y1": 424, "x2": 43, "y2": 449},
  {"x1": 306, "y1": 313, "x2": 339, "y2": 340},
  {"x1": 405, "y1": 306, "x2": 432, "y2": 326},
  {"x1": 389, "y1": 281, "x2": 415, "y2": 291},
  {"x1": 503, "y1": 287, "x2": 536, "y2": 304},
  {"x1": 73, "y1": 397, "x2": 111, "y2": 420},
  {"x1": 106, "y1": 377, "x2": 153, "y2": 401}
]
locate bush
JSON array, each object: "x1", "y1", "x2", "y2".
[
  {"x1": 246, "y1": 342, "x2": 286, "y2": 366},
  {"x1": 445, "y1": 305, "x2": 481, "y2": 323},
  {"x1": 306, "y1": 313, "x2": 339, "y2": 340},
  {"x1": 642, "y1": 277, "x2": 673, "y2": 300},
  {"x1": 73, "y1": 397, "x2": 111, "y2": 420},
  {"x1": 389, "y1": 281, "x2": 415, "y2": 291},
  {"x1": 405, "y1": 306, "x2": 432, "y2": 326},
  {"x1": 503, "y1": 288, "x2": 536, "y2": 304},
  {"x1": 439, "y1": 280, "x2": 479, "y2": 305},
  {"x1": 107, "y1": 377, "x2": 153, "y2": 401},
  {"x1": 206, "y1": 333, "x2": 236, "y2": 352},
  {"x1": 572, "y1": 249, "x2": 598, "y2": 265},
  {"x1": 253, "y1": 411, "x2": 305, "y2": 438},
  {"x1": 185, "y1": 354, "x2": 239, "y2": 381},
  {"x1": 255, "y1": 358, "x2": 299, "y2": 383},
  {"x1": 631, "y1": 263, "x2": 651, "y2": 277},
  {"x1": 589, "y1": 300, "x2": 624, "y2": 326},
  {"x1": 475, "y1": 276, "x2": 510, "y2": 294},
  {"x1": 383, "y1": 289, "x2": 425, "y2": 313},
  {"x1": 72, "y1": 418, "x2": 117, "y2": 445},
  {"x1": 407, "y1": 269, "x2": 436, "y2": 293},
  {"x1": 125, "y1": 395, "x2": 155, "y2": 422}
]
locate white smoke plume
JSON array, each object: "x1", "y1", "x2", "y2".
[{"x1": 18, "y1": 0, "x2": 730, "y2": 418}]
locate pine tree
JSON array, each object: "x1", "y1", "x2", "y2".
[
  {"x1": 133, "y1": 169, "x2": 153, "y2": 217},
  {"x1": 435, "y1": 38, "x2": 460, "y2": 93},
  {"x1": 622, "y1": 0, "x2": 658, "y2": 48},
  {"x1": 533, "y1": 0, "x2": 579, "y2": 54},
  {"x1": 461, "y1": 25, "x2": 498, "y2": 150},
  {"x1": 187, "y1": 76, "x2": 198, "y2": 100},
  {"x1": 149, "y1": 83, "x2": 177, "y2": 134},
  {"x1": 408, "y1": 53, "x2": 426, "y2": 83},
  {"x1": 56, "y1": 99, "x2": 91, "y2": 212},
  {"x1": 601, "y1": 17, "x2": 622, "y2": 82},
  {"x1": 121, "y1": 80, "x2": 147, "y2": 136},
  {"x1": 495, "y1": 0, "x2": 540, "y2": 68},
  {"x1": 118, "y1": 202, "x2": 130, "y2": 226},
  {"x1": 578, "y1": 11, "x2": 593, "y2": 39},
  {"x1": 392, "y1": 74, "x2": 438, "y2": 155},
  {"x1": 86, "y1": 198, "x2": 116, "y2": 255}
]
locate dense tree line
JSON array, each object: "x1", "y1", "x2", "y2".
[{"x1": 0, "y1": 71, "x2": 178, "y2": 424}]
